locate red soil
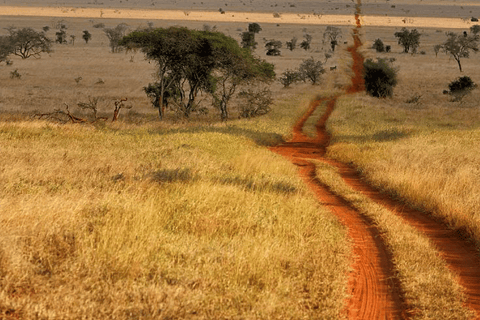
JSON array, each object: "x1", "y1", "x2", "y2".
[
  {"x1": 270, "y1": 98, "x2": 407, "y2": 319},
  {"x1": 270, "y1": 0, "x2": 480, "y2": 317}
]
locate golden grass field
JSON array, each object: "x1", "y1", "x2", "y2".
[{"x1": 2, "y1": 1, "x2": 480, "y2": 318}]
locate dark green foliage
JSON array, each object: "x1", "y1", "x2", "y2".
[
  {"x1": 449, "y1": 76, "x2": 476, "y2": 92},
  {"x1": 82, "y1": 30, "x2": 92, "y2": 44},
  {"x1": 373, "y1": 38, "x2": 385, "y2": 52},
  {"x1": 394, "y1": 28, "x2": 421, "y2": 53},
  {"x1": 120, "y1": 27, "x2": 274, "y2": 120},
  {"x1": 447, "y1": 76, "x2": 476, "y2": 101},
  {"x1": 6, "y1": 27, "x2": 52, "y2": 59},
  {"x1": 385, "y1": 45, "x2": 391, "y2": 52},
  {"x1": 265, "y1": 39, "x2": 282, "y2": 56},
  {"x1": 363, "y1": 58, "x2": 398, "y2": 98},
  {"x1": 248, "y1": 23, "x2": 262, "y2": 34}
]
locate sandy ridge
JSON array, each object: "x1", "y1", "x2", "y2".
[{"x1": 0, "y1": 6, "x2": 476, "y2": 29}]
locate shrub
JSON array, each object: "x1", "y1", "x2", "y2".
[
  {"x1": 279, "y1": 70, "x2": 300, "y2": 87},
  {"x1": 372, "y1": 38, "x2": 385, "y2": 52},
  {"x1": 10, "y1": 69, "x2": 21, "y2": 79},
  {"x1": 286, "y1": 37, "x2": 297, "y2": 51},
  {"x1": 265, "y1": 39, "x2": 282, "y2": 56},
  {"x1": 447, "y1": 76, "x2": 476, "y2": 101},
  {"x1": 238, "y1": 87, "x2": 273, "y2": 118},
  {"x1": 298, "y1": 57, "x2": 325, "y2": 85},
  {"x1": 363, "y1": 58, "x2": 398, "y2": 98},
  {"x1": 385, "y1": 45, "x2": 391, "y2": 52},
  {"x1": 93, "y1": 23, "x2": 105, "y2": 29}
]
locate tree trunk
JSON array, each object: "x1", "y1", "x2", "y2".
[
  {"x1": 456, "y1": 58, "x2": 463, "y2": 72},
  {"x1": 220, "y1": 100, "x2": 228, "y2": 121}
]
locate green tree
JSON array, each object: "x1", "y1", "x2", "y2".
[
  {"x1": 440, "y1": 31, "x2": 479, "y2": 72},
  {"x1": 120, "y1": 27, "x2": 273, "y2": 120},
  {"x1": 6, "y1": 27, "x2": 52, "y2": 59},
  {"x1": 248, "y1": 23, "x2": 262, "y2": 34},
  {"x1": 212, "y1": 36, "x2": 274, "y2": 120},
  {"x1": 373, "y1": 38, "x2": 385, "y2": 52},
  {"x1": 394, "y1": 28, "x2": 421, "y2": 53},
  {"x1": 104, "y1": 23, "x2": 129, "y2": 53},
  {"x1": 82, "y1": 30, "x2": 92, "y2": 44}
]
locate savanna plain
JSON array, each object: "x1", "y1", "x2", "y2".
[{"x1": 1, "y1": 0, "x2": 480, "y2": 319}]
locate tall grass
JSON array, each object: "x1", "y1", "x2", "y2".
[{"x1": 0, "y1": 90, "x2": 350, "y2": 319}]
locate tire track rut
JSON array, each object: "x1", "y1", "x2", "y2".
[{"x1": 270, "y1": 98, "x2": 406, "y2": 320}]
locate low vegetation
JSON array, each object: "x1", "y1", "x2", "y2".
[{"x1": 0, "y1": 89, "x2": 350, "y2": 319}]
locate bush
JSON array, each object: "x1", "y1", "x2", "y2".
[
  {"x1": 447, "y1": 76, "x2": 476, "y2": 101},
  {"x1": 372, "y1": 38, "x2": 384, "y2": 52},
  {"x1": 298, "y1": 57, "x2": 325, "y2": 85},
  {"x1": 279, "y1": 70, "x2": 300, "y2": 87},
  {"x1": 238, "y1": 87, "x2": 273, "y2": 118},
  {"x1": 363, "y1": 58, "x2": 398, "y2": 98}
]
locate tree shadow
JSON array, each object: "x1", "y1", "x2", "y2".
[
  {"x1": 149, "y1": 125, "x2": 285, "y2": 147},
  {"x1": 333, "y1": 128, "x2": 411, "y2": 144}
]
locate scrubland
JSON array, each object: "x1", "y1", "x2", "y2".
[{"x1": 2, "y1": 10, "x2": 480, "y2": 319}]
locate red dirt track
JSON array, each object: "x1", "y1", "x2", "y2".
[
  {"x1": 270, "y1": 0, "x2": 480, "y2": 318},
  {"x1": 270, "y1": 98, "x2": 406, "y2": 319}
]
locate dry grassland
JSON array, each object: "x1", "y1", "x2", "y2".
[
  {"x1": 327, "y1": 42, "x2": 480, "y2": 248},
  {"x1": 2, "y1": 4, "x2": 480, "y2": 319}
]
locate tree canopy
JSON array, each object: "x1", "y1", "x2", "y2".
[
  {"x1": 5, "y1": 27, "x2": 52, "y2": 59},
  {"x1": 394, "y1": 28, "x2": 421, "y2": 53},
  {"x1": 441, "y1": 31, "x2": 479, "y2": 72},
  {"x1": 120, "y1": 27, "x2": 274, "y2": 120}
]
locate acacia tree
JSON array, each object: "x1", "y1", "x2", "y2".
[
  {"x1": 6, "y1": 27, "x2": 52, "y2": 59},
  {"x1": 104, "y1": 23, "x2": 128, "y2": 53},
  {"x1": 212, "y1": 40, "x2": 274, "y2": 120},
  {"x1": 300, "y1": 34, "x2": 312, "y2": 51},
  {"x1": 265, "y1": 39, "x2": 282, "y2": 56},
  {"x1": 82, "y1": 30, "x2": 92, "y2": 44},
  {"x1": 441, "y1": 31, "x2": 479, "y2": 72},
  {"x1": 120, "y1": 27, "x2": 273, "y2": 120},
  {"x1": 0, "y1": 36, "x2": 13, "y2": 63},
  {"x1": 298, "y1": 57, "x2": 325, "y2": 85},
  {"x1": 323, "y1": 26, "x2": 341, "y2": 51},
  {"x1": 394, "y1": 28, "x2": 421, "y2": 53}
]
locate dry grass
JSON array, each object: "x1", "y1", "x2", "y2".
[
  {"x1": 313, "y1": 161, "x2": 474, "y2": 319},
  {"x1": 0, "y1": 87, "x2": 351, "y2": 319},
  {"x1": 326, "y1": 39, "x2": 480, "y2": 249}
]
